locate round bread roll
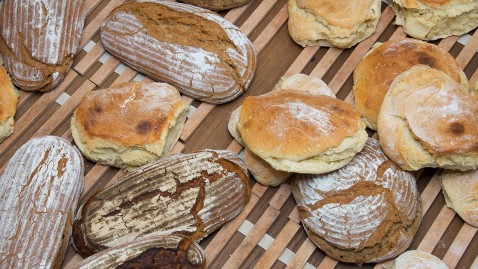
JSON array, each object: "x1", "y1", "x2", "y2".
[
  {"x1": 378, "y1": 65, "x2": 478, "y2": 171},
  {"x1": 0, "y1": 66, "x2": 18, "y2": 142},
  {"x1": 288, "y1": 0, "x2": 382, "y2": 48},
  {"x1": 244, "y1": 148, "x2": 292, "y2": 187},
  {"x1": 292, "y1": 138, "x2": 422, "y2": 263},
  {"x1": 354, "y1": 38, "x2": 468, "y2": 130},
  {"x1": 440, "y1": 169, "x2": 478, "y2": 227},
  {"x1": 238, "y1": 89, "x2": 368, "y2": 174},
  {"x1": 381, "y1": 250, "x2": 449, "y2": 269},
  {"x1": 71, "y1": 82, "x2": 187, "y2": 170},
  {"x1": 389, "y1": 0, "x2": 478, "y2": 40}
]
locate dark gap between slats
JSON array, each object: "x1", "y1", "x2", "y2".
[
  {"x1": 301, "y1": 47, "x2": 329, "y2": 75},
  {"x1": 464, "y1": 52, "x2": 478, "y2": 79},
  {"x1": 240, "y1": 245, "x2": 266, "y2": 269},
  {"x1": 322, "y1": 48, "x2": 354, "y2": 86},
  {"x1": 271, "y1": 259, "x2": 287, "y2": 269},
  {"x1": 456, "y1": 230, "x2": 478, "y2": 269},
  {"x1": 306, "y1": 247, "x2": 327, "y2": 267},
  {"x1": 431, "y1": 214, "x2": 464, "y2": 259},
  {"x1": 84, "y1": 0, "x2": 111, "y2": 28},
  {"x1": 247, "y1": 187, "x2": 277, "y2": 224},
  {"x1": 206, "y1": 231, "x2": 246, "y2": 268},
  {"x1": 285, "y1": 227, "x2": 309, "y2": 253},
  {"x1": 234, "y1": 0, "x2": 267, "y2": 29},
  {"x1": 416, "y1": 168, "x2": 435, "y2": 194},
  {"x1": 266, "y1": 196, "x2": 296, "y2": 238},
  {"x1": 448, "y1": 42, "x2": 465, "y2": 58},
  {"x1": 248, "y1": 0, "x2": 288, "y2": 43}
]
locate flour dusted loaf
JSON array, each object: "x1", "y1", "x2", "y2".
[
  {"x1": 72, "y1": 150, "x2": 250, "y2": 257},
  {"x1": 101, "y1": 0, "x2": 256, "y2": 104},
  {"x1": 378, "y1": 65, "x2": 478, "y2": 171},
  {"x1": 354, "y1": 38, "x2": 468, "y2": 130},
  {"x1": 292, "y1": 138, "x2": 422, "y2": 263},
  {"x1": 0, "y1": 66, "x2": 18, "y2": 142},
  {"x1": 0, "y1": 0, "x2": 86, "y2": 91},
  {"x1": 440, "y1": 169, "x2": 478, "y2": 227},
  {"x1": 178, "y1": 0, "x2": 251, "y2": 11},
  {"x1": 0, "y1": 136, "x2": 84, "y2": 269},
  {"x1": 71, "y1": 235, "x2": 205, "y2": 269},
  {"x1": 389, "y1": 0, "x2": 478, "y2": 40},
  {"x1": 288, "y1": 0, "x2": 382, "y2": 48},
  {"x1": 71, "y1": 82, "x2": 187, "y2": 170},
  {"x1": 381, "y1": 250, "x2": 449, "y2": 269}
]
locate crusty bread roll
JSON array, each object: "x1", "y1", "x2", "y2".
[
  {"x1": 238, "y1": 89, "x2": 368, "y2": 174},
  {"x1": 378, "y1": 65, "x2": 478, "y2": 171},
  {"x1": 288, "y1": 0, "x2": 382, "y2": 48},
  {"x1": 244, "y1": 148, "x2": 292, "y2": 187},
  {"x1": 71, "y1": 235, "x2": 205, "y2": 269},
  {"x1": 354, "y1": 38, "x2": 468, "y2": 130},
  {"x1": 0, "y1": 66, "x2": 18, "y2": 142},
  {"x1": 0, "y1": 136, "x2": 84, "y2": 269},
  {"x1": 381, "y1": 250, "x2": 449, "y2": 269},
  {"x1": 440, "y1": 169, "x2": 478, "y2": 227},
  {"x1": 101, "y1": 0, "x2": 256, "y2": 104},
  {"x1": 71, "y1": 82, "x2": 187, "y2": 170},
  {"x1": 389, "y1": 0, "x2": 478, "y2": 40},
  {"x1": 0, "y1": 0, "x2": 86, "y2": 91},
  {"x1": 292, "y1": 138, "x2": 422, "y2": 263},
  {"x1": 73, "y1": 150, "x2": 250, "y2": 257},
  {"x1": 178, "y1": 0, "x2": 251, "y2": 11}
]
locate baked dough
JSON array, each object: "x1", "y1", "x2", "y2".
[{"x1": 0, "y1": 66, "x2": 18, "y2": 142}]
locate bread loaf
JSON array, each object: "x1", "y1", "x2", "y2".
[
  {"x1": 178, "y1": 0, "x2": 251, "y2": 11},
  {"x1": 100, "y1": 0, "x2": 256, "y2": 104},
  {"x1": 381, "y1": 250, "x2": 449, "y2": 269},
  {"x1": 72, "y1": 150, "x2": 250, "y2": 257},
  {"x1": 0, "y1": 136, "x2": 84, "y2": 269},
  {"x1": 0, "y1": 0, "x2": 86, "y2": 91},
  {"x1": 292, "y1": 138, "x2": 422, "y2": 263},
  {"x1": 0, "y1": 66, "x2": 18, "y2": 142},
  {"x1": 71, "y1": 82, "x2": 187, "y2": 170},
  {"x1": 71, "y1": 235, "x2": 205, "y2": 269}
]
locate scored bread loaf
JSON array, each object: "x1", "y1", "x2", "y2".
[
  {"x1": 0, "y1": 66, "x2": 18, "y2": 142},
  {"x1": 378, "y1": 65, "x2": 478, "y2": 171},
  {"x1": 292, "y1": 138, "x2": 422, "y2": 263},
  {"x1": 71, "y1": 82, "x2": 187, "y2": 170},
  {"x1": 71, "y1": 235, "x2": 205, "y2": 269},
  {"x1": 0, "y1": 0, "x2": 86, "y2": 91},
  {"x1": 0, "y1": 136, "x2": 84, "y2": 269},
  {"x1": 101, "y1": 0, "x2": 256, "y2": 104},
  {"x1": 72, "y1": 150, "x2": 250, "y2": 257},
  {"x1": 178, "y1": 0, "x2": 251, "y2": 11}
]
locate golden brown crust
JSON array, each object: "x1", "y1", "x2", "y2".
[
  {"x1": 238, "y1": 90, "x2": 362, "y2": 161},
  {"x1": 402, "y1": 0, "x2": 452, "y2": 8},
  {"x1": 354, "y1": 38, "x2": 468, "y2": 130},
  {"x1": 244, "y1": 147, "x2": 292, "y2": 187},
  {"x1": 0, "y1": 66, "x2": 17, "y2": 123}
]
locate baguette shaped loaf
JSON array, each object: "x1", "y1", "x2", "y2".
[
  {"x1": 71, "y1": 235, "x2": 205, "y2": 269},
  {"x1": 0, "y1": 0, "x2": 86, "y2": 92},
  {"x1": 73, "y1": 150, "x2": 250, "y2": 257},
  {"x1": 100, "y1": 0, "x2": 256, "y2": 104},
  {"x1": 0, "y1": 136, "x2": 84, "y2": 268}
]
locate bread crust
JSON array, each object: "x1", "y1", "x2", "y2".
[
  {"x1": 178, "y1": 0, "x2": 251, "y2": 11},
  {"x1": 0, "y1": 66, "x2": 18, "y2": 142}
]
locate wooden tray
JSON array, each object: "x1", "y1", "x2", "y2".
[{"x1": 1, "y1": 0, "x2": 477, "y2": 268}]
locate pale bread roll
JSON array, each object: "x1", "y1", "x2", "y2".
[
  {"x1": 288, "y1": 0, "x2": 382, "y2": 48},
  {"x1": 381, "y1": 250, "x2": 449, "y2": 269},
  {"x1": 244, "y1": 148, "x2": 292, "y2": 187},
  {"x1": 378, "y1": 65, "x2": 478, "y2": 171},
  {"x1": 440, "y1": 169, "x2": 478, "y2": 227},
  {"x1": 389, "y1": 0, "x2": 478, "y2": 40},
  {"x1": 0, "y1": 66, "x2": 18, "y2": 142},
  {"x1": 71, "y1": 82, "x2": 187, "y2": 170},
  {"x1": 354, "y1": 38, "x2": 468, "y2": 130},
  {"x1": 292, "y1": 138, "x2": 422, "y2": 263}
]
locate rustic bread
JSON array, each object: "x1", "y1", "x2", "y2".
[
  {"x1": 72, "y1": 150, "x2": 250, "y2": 257},
  {"x1": 292, "y1": 138, "x2": 422, "y2": 263},
  {"x1": 378, "y1": 65, "x2": 478, "y2": 171},
  {"x1": 288, "y1": 0, "x2": 382, "y2": 48},
  {"x1": 238, "y1": 89, "x2": 367, "y2": 174},
  {"x1": 0, "y1": 66, "x2": 18, "y2": 142},
  {"x1": 0, "y1": 0, "x2": 86, "y2": 91},
  {"x1": 71, "y1": 235, "x2": 205, "y2": 269},
  {"x1": 71, "y1": 82, "x2": 187, "y2": 170},
  {"x1": 440, "y1": 169, "x2": 478, "y2": 227},
  {"x1": 178, "y1": 0, "x2": 251, "y2": 11},
  {"x1": 389, "y1": 0, "x2": 478, "y2": 40},
  {"x1": 354, "y1": 38, "x2": 468, "y2": 130},
  {"x1": 100, "y1": 0, "x2": 256, "y2": 104},
  {"x1": 381, "y1": 250, "x2": 449, "y2": 269},
  {"x1": 244, "y1": 148, "x2": 292, "y2": 187},
  {"x1": 0, "y1": 136, "x2": 84, "y2": 269}
]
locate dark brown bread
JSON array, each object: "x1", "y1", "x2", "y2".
[{"x1": 178, "y1": 0, "x2": 252, "y2": 10}]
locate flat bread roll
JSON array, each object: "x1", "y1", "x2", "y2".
[
  {"x1": 381, "y1": 250, "x2": 449, "y2": 269},
  {"x1": 378, "y1": 65, "x2": 478, "y2": 171},
  {"x1": 389, "y1": 0, "x2": 478, "y2": 40},
  {"x1": 354, "y1": 38, "x2": 468, "y2": 130},
  {"x1": 292, "y1": 138, "x2": 422, "y2": 263},
  {"x1": 288, "y1": 0, "x2": 382, "y2": 48},
  {"x1": 0, "y1": 66, "x2": 18, "y2": 142},
  {"x1": 71, "y1": 82, "x2": 187, "y2": 170},
  {"x1": 440, "y1": 169, "x2": 478, "y2": 227}
]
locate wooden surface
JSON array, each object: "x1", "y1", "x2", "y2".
[{"x1": 1, "y1": 0, "x2": 478, "y2": 268}]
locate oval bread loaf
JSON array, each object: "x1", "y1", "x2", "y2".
[
  {"x1": 100, "y1": 0, "x2": 256, "y2": 104},
  {"x1": 0, "y1": 0, "x2": 86, "y2": 91},
  {"x1": 0, "y1": 136, "x2": 84, "y2": 269},
  {"x1": 72, "y1": 150, "x2": 250, "y2": 257}
]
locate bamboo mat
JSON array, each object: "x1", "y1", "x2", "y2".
[{"x1": 1, "y1": 0, "x2": 478, "y2": 268}]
